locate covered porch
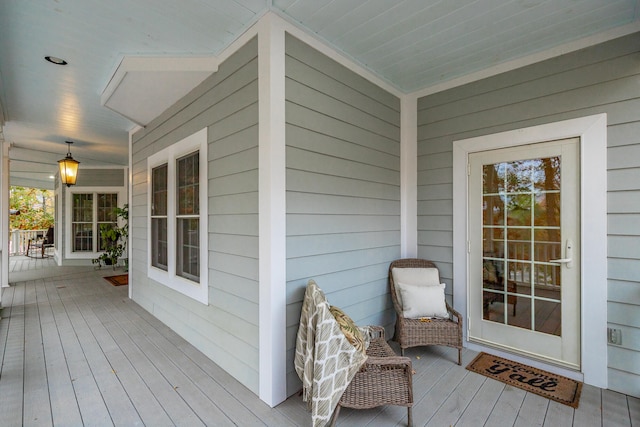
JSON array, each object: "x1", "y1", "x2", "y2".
[{"x1": 1, "y1": 262, "x2": 637, "y2": 426}]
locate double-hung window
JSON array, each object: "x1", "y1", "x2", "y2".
[
  {"x1": 151, "y1": 164, "x2": 168, "y2": 270},
  {"x1": 97, "y1": 193, "x2": 119, "y2": 251},
  {"x1": 66, "y1": 187, "x2": 124, "y2": 258},
  {"x1": 176, "y1": 152, "x2": 200, "y2": 281},
  {"x1": 147, "y1": 128, "x2": 207, "y2": 304},
  {"x1": 72, "y1": 193, "x2": 94, "y2": 252}
]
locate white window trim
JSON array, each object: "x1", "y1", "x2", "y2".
[
  {"x1": 147, "y1": 128, "x2": 208, "y2": 305},
  {"x1": 64, "y1": 186, "x2": 126, "y2": 259},
  {"x1": 452, "y1": 113, "x2": 607, "y2": 389}
]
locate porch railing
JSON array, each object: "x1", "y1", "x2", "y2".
[{"x1": 9, "y1": 229, "x2": 48, "y2": 256}]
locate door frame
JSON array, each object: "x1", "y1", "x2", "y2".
[
  {"x1": 469, "y1": 140, "x2": 581, "y2": 368},
  {"x1": 452, "y1": 114, "x2": 607, "y2": 388}
]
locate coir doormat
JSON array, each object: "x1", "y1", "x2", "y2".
[
  {"x1": 466, "y1": 352, "x2": 582, "y2": 408},
  {"x1": 104, "y1": 274, "x2": 128, "y2": 286}
]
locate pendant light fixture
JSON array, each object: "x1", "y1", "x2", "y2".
[{"x1": 58, "y1": 141, "x2": 80, "y2": 187}]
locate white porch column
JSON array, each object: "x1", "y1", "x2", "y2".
[
  {"x1": 128, "y1": 127, "x2": 140, "y2": 300},
  {"x1": 258, "y1": 13, "x2": 287, "y2": 407},
  {"x1": 1, "y1": 141, "x2": 9, "y2": 292},
  {"x1": 400, "y1": 95, "x2": 418, "y2": 258}
]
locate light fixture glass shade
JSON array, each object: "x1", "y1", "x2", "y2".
[{"x1": 58, "y1": 154, "x2": 80, "y2": 186}]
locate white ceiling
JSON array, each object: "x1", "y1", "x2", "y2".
[{"x1": 0, "y1": 0, "x2": 638, "y2": 189}]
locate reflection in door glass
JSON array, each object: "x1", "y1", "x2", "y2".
[{"x1": 482, "y1": 157, "x2": 561, "y2": 337}]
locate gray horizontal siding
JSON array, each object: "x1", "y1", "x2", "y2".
[
  {"x1": 284, "y1": 34, "x2": 401, "y2": 396},
  {"x1": 285, "y1": 35, "x2": 399, "y2": 110},
  {"x1": 130, "y1": 37, "x2": 259, "y2": 394},
  {"x1": 75, "y1": 169, "x2": 125, "y2": 187},
  {"x1": 417, "y1": 32, "x2": 640, "y2": 398}
]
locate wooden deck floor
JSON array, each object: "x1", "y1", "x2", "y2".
[
  {"x1": 1, "y1": 261, "x2": 638, "y2": 426},
  {"x1": 9, "y1": 254, "x2": 57, "y2": 273}
]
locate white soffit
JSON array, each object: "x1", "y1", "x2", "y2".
[{"x1": 101, "y1": 56, "x2": 218, "y2": 126}]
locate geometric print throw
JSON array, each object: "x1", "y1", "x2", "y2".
[{"x1": 295, "y1": 280, "x2": 368, "y2": 426}]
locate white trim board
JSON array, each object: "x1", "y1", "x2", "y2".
[
  {"x1": 452, "y1": 114, "x2": 608, "y2": 388},
  {"x1": 1, "y1": 142, "x2": 9, "y2": 290},
  {"x1": 400, "y1": 94, "x2": 418, "y2": 258},
  {"x1": 128, "y1": 126, "x2": 141, "y2": 300},
  {"x1": 257, "y1": 14, "x2": 287, "y2": 408}
]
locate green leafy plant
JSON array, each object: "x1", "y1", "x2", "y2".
[
  {"x1": 10, "y1": 186, "x2": 54, "y2": 230},
  {"x1": 92, "y1": 204, "x2": 128, "y2": 270}
]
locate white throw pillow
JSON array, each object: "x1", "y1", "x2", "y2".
[
  {"x1": 391, "y1": 267, "x2": 440, "y2": 307},
  {"x1": 397, "y1": 281, "x2": 448, "y2": 319}
]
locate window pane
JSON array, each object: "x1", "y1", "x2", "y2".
[
  {"x1": 97, "y1": 193, "x2": 117, "y2": 221},
  {"x1": 72, "y1": 194, "x2": 93, "y2": 251},
  {"x1": 73, "y1": 223, "x2": 93, "y2": 252},
  {"x1": 482, "y1": 155, "x2": 565, "y2": 339},
  {"x1": 73, "y1": 194, "x2": 93, "y2": 222},
  {"x1": 505, "y1": 160, "x2": 533, "y2": 192},
  {"x1": 538, "y1": 268, "x2": 561, "y2": 298},
  {"x1": 533, "y1": 157, "x2": 560, "y2": 191},
  {"x1": 534, "y1": 228, "x2": 561, "y2": 262},
  {"x1": 152, "y1": 164, "x2": 168, "y2": 270},
  {"x1": 97, "y1": 222, "x2": 118, "y2": 252},
  {"x1": 507, "y1": 296, "x2": 532, "y2": 330},
  {"x1": 506, "y1": 194, "x2": 532, "y2": 226},
  {"x1": 483, "y1": 290, "x2": 503, "y2": 322},
  {"x1": 483, "y1": 227, "x2": 504, "y2": 258},
  {"x1": 152, "y1": 164, "x2": 168, "y2": 216},
  {"x1": 506, "y1": 263, "x2": 531, "y2": 296},
  {"x1": 483, "y1": 163, "x2": 504, "y2": 194},
  {"x1": 176, "y1": 218, "x2": 199, "y2": 282},
  {"x1": 177, "y1": 152, "x2": 199, "y2": 215},
  {"x1": 96, "y1": 193, "x2": 118, "y2": 252},
  {"x1": 534, "y1": 300, "x2": 561, "y2": 336},
  {"x1": 151, "y1": 218, "x2": 168, "y2": 271},
  {"x1": 507, "y1": 228, "x2": 531, "y2": 261},
  {"x1": 483, "y1": 195, "x2": 504, "y2": 225},
  {"x1": 534, "y1": 191, "x2": 560, "y2": 227}
]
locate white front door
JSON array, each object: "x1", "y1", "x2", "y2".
[{"x1": 468, "y1": 138, "x2": 581, "y2": 369}]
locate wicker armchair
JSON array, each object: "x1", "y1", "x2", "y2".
[
  {"x1": 388, "y1": 259, "x2": 463, "y2": 365},
  {"x1": 331, "y1": 326, "x2": 413, "y2": 427}
]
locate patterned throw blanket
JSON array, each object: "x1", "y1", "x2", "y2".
[{"x1": 294, "y1": 280, "x2": 368, "y2": 427}]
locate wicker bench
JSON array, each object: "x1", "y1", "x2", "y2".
[{"x1": 331, "y1": 326, "x2": 414, "y2": 427}]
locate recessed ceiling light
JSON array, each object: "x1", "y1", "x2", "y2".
[
  {"x1": 49, "y1": 175, "x2": 55, "y2": 179},
  {"x1": 45, "y1": 56, "x2": 68, "y2": 65}
]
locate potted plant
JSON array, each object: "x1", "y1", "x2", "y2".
[{"x1": 92, "y1": 204, "x2": 128, "y2": 270}]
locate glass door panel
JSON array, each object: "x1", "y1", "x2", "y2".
[
  {"x1": 482, "y1": 156, "x2": 562, "y2": 335},
  {"x1": 469, "y1": 138, "x2": 580, "y2": 369}
]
